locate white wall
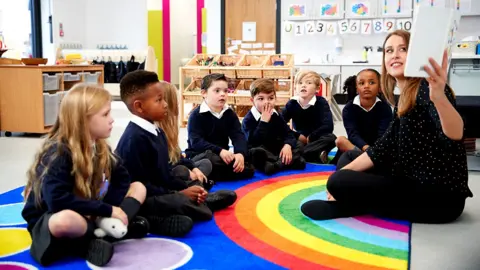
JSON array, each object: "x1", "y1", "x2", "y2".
[
  {"x1": 0, "y1": 0, "x2": 32, "y2": 58},
  {"x1": 49, "y1": 0, "x2": 147, "y2": 50},
  {"x1": 84, "y1": 0, "x2": 147, "y2": 50},
  {"x1": 51, "y1": 0, "x2": 86, "y2": 46},
  {"x1": 205, "y1": 0, "x2": 221, "y2": 54},
  {"x1": 41, "y1": 0, "x2": 55, "y2": 64},
  {"x1": 170, "y1": 0, "x2": 197, "y2": 84}
]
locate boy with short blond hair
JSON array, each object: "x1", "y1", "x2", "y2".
[{"x1": 281, "y1": 70, "x2": 337, "y2": 163}]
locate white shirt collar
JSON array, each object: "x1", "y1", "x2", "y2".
[
  {"x1": 250, "y1": 106, "x2": 278, "y2": 121},
  {"x1": 353, "y1": 95, "x2": 381, "y2": 112},
  {"x1": 291, "y1": 95, "x2": 317, "y2": 109},
  {"x1": 199, "y1": 101, "x2": 230, "y2": 119},
  {"x1": 130, "y1": 114, "x2": 158, "y2": 136}
]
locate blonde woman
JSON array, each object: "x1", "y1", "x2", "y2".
[
  {"x1": 157, "y1": 83, "x2": 214, "y2": 190},
  {"x1": 22, "y1": 84, "x2": 148, "y2": 267}
]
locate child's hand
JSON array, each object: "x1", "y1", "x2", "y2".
[
  {"x1": 180, "y1": 186, "x2": 205, "y2": 202},
  {"x1": 261, "y1": 103, "x2": 273, "y2": 123},
  {"x1": 220, "y1": 149, "x2": 235, "y2": 164},
  {"x1": 197, "y1": 189, "x2": 208, "y2": 204},
  {"x1": 192, "y1": 168, "x2": 207, "y2": 182},
  {"x1": 233, "y1": 153, "x2": 245, "y2": 173},
  {"x1": 279, "y1": 144, "x2": 292, "y2": 165},
  {"x1": 189, "y1": 169, "x2": 197, "y2": 180},
  {"x1": 111, "y1": 206, "x2": 128, "y2": 225},
  {"x1": 299, "y1": 135, "x2": 308, "y2": 144}
]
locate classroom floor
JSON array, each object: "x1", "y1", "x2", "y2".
[{"x1": 1, "y1": 101, "x2": 479, "y2": 269}]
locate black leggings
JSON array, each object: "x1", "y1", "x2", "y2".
[{"x1": 302, "y1": 150, "x2": 466, "y2": 223}]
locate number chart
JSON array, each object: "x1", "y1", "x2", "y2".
[{"x1": 284, "y1": 18, "x2": 412, "y2": 36}]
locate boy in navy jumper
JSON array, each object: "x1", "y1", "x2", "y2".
[
  {"x1": 336, "y1": 69, "x2": 393, "y2": 158},
  {"x1": 116, "y1": 71, "x2": 236, "y2": 235},
  {"x1": 186, "y1": 73, "x2": 255, "y2": 181},
  {"x1": 281, "y1": 70, "x2": 337, "y2": 163},
  {"x1": 242, "y1": 79, "x2": 306, "y2": 175}
]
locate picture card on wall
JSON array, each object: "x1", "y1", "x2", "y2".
[
  {"x1": 320, "y1": 2, "x2": 340, "y2": 17},
  {"x1": 382, "y1": 0, "x2": 413, "y2": 17},
  {"x1": 404, "y1": 6, "x2": 459, "y2": 77},
  {"x1": 338, "y1": 20, "x2": 349, "y2": 35},
  {"x1": 361, "y1": 20, "x2": 373, "y2": 34},
  {"x1": 396, "y1": 18, "x2": 413, "y2": 32},
  {"x1": 349, "y1": 20, "x2": 361, "y2": 34},
  {"x1": 349, "y1": 1, "x2": 372, "y2": 17},
  {"x1": 252, "y1": 43, "x2": 262, "y2": 49},
  {"x1": 384, "y1": 19, "x2": 396, "y2": 32},
  {"x1": 326, "y1": 22, "x2": 338, "y2": 35},
  {"x1": 242, "y1": 22, "x2": 256, "y2": 42},
  {"x1": 239, "y1": 49, "x2": 250, "y2": 54},
  {"x1": 455, "y1": 0, "x2": 471, "y2": 13},
  {"x1": 373, "y1": 19, "x2": 384, "y2": 33},
  {"x1": 284, "y1": 21, "x2": 293, "y2": 33},
  {"x1": 241, "y1": 44, "x2": 252, "y2": 49},
  {"x1": 289, "y1": 4, "x2": 307, "y2": 17},
  {"x1": 294, "y1": 22, "x2": 305, "y2": 36},
  {"x1": 414, "y1": 0, "x2": 447, "y2": 8},
  {"x1": 305, "y1": 21, "x2": 316, "y2": 34},
  {"x1": 316, "y1": 21, "x2": 327, "y2": 34}
]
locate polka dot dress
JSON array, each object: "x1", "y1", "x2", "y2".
[{"x1": 366, "y1": 80, "x2": 473, "y2": 197}]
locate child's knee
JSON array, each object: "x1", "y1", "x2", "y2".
[
  {"x1": 48, "y1": 210, "x2": 87, "y2": 237},
  {"x1": 326, "y1": 170, "x2": 348, "y2": 195},
  {"x1": 128, "y1": 182, "x2": 147, "y2": 203},
  {"x1": 335, "y1": 136, "x2": 347, "y2": 146}
]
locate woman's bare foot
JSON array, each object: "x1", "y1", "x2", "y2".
[{"x1": 335, "y1": 136, "x2": 355, "y2": 152}]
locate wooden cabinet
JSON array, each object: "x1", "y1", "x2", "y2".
[{"x1": 0, "y1": 65, "x2": 104, "y2": 135}]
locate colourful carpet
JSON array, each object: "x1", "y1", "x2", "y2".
[{"x1": 0, "y1": 164, "x2": 411, "y2": 269}]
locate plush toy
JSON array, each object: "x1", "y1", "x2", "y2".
[{"x1": 94, "y1": 217, "x2": 128, "y2": 239}]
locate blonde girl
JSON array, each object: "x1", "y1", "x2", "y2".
[
  {"x1": 156, "y1": 83, "x2": 214, "y2": 190},
  {"x1": 22, "y1": 84, "x2": 148, "y2": 267}
]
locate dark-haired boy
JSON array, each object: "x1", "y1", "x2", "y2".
[
  {"x1": 185, "y1": 73, "x2": 255, "y2": 181},
  {"x1": 115, "y1": 70, "x2": 236, "y2": 237},
  {"x1": 242, "y1": 78, "x2": 306, "y2": 175}
]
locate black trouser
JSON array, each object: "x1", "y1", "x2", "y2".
[
  {"x1": 191, "y1": 150, "x2": 255, "y2": 181},
  {"x1": 303, "y1": 133, "x2": 337, "y2": 163},
  {"x1": 140, "y1": 193, "x2": 213, "y2": 222},
  {"x1": 324, "y1": 150, "x2": 466, "y2": 223},
  {"x1": 249, "y1": 141, "x2": 305, "y2": 172}
]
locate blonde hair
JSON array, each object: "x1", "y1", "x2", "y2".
[
  {"x1": 294, "y1": 70, "x2": 321, "y2": 88},
  {"x1": 25, "y1": 84, "x2": 115, "y2": 206},
  {"x1": 156, "y1": 83, "x2": 182, "y2": 164}
]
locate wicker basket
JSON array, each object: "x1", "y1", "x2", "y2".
[
  {"x1": 236, "y1": 55, "x2": 267, "y2": 78},
  {"x1": 235, "y1": 80, "x2": 254, "y2": 106},
  {"x1": 210, "y1": 54, "x2": 242, "y2": 78},
  {"x1": 183, "y1": 54, "x2": 216, "y2": 78},
  {"x1": 183, "y1": 80, "x2": 203, "y2": 103},
  {"x1": 263, "y1": 54, "x2": 294, "y2": 79}
]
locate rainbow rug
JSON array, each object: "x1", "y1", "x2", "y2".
[{"x1": 0, "y1": 164, "x2": 411, "y2": 269}]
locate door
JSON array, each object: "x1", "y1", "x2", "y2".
[{"x1": 224, "y1": 0, "x2": 277, "y2": 54}]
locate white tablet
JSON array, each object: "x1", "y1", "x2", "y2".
[{"x1": 404, "y1": 6, "x2": 461, "y2": 78}]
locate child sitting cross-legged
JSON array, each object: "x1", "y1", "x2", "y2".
[
  {"x1": 116, "y1": 71, "x2": 237, "y2": 237},
  {"x1": 22, "y1": 84, "x2": 149, "y2": 267},
  {"x1": 242, "y1": 78, "x2": 306, "y2": 175},
  {"x1": 281, "y1": 70, "x2": 337, "y2": 163},
  {"x1": 335, "y1": 69, "x2": 393, "y2": 161},
  {"x1": 156, "y1": 82, "x2": 215, "y2": 190},
  {"x1": 185, "y1": 73, "x2": 255, "y2": 181}
]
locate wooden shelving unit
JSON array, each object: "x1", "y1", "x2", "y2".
[
  {"x1": 179, "y1": 54, "x2": 295, "y2": 127},
  {"x1": 0, "y1": 65, "x2": 104, "y2": 136}
]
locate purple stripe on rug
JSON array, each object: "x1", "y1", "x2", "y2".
[
  {"x1": 335, "y1": 217, "x2": 408, "y2": 241},
  {"x1": 354, "y1": 215, "x2": 410, "y2": 233}
]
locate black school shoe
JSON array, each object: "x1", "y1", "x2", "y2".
[
  {"x1": 147, "y1": 215, "x2": 193, "y2": 237},
  {"x1": 206, "y1": 190, "x2": 237, "y2": 211},
  {"x1": 86, "y1": 239, "x2": 114, "y2": 267},
  {"x1": 203, "y1": 179, "x2": 215, "y2": 191},
  {"x1": 125, "y1": 216, "x2": 150, "y2": 239}
]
